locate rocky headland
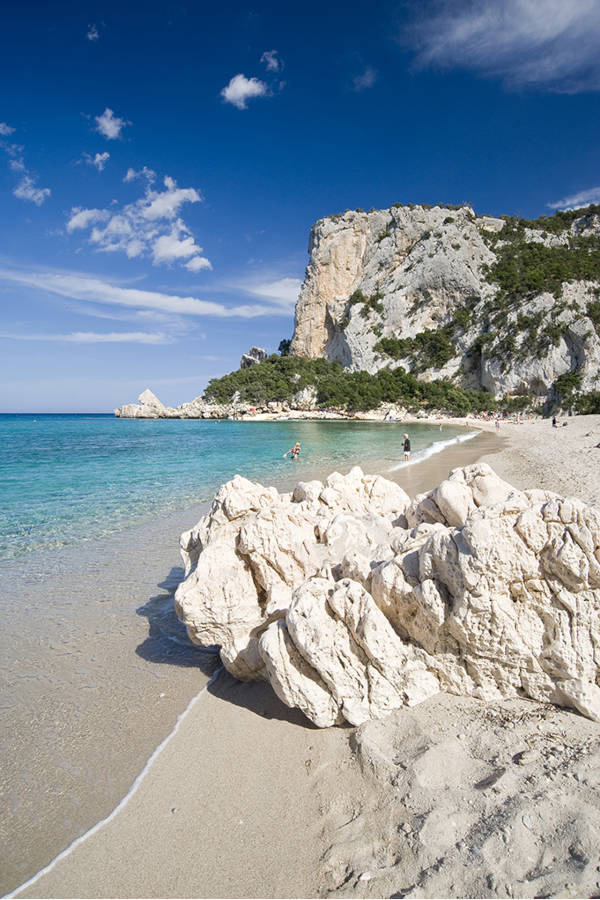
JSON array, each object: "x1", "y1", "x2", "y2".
[{"x1": 115, "y1": 202, "x2": 600, "y2": 420}]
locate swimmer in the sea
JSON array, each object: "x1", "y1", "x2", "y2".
[{"x1": 284, "y1": 441, "x2": 301, "y2": 460}]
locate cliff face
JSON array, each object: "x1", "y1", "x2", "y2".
[{"x1": 290, "y1": 204, "x2": 600, "y2": 401}]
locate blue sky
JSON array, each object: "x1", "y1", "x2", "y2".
[{"x1": 1, "y1": 0, "x2": 600, "y2": 412}]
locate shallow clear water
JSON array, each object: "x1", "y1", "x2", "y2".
[{"x1": 0, "y1": 414, "x2": 474, "y2": 560}]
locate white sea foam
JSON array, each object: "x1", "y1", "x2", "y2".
[
  {"x1": 387, "y1": 430, "x2": 478, "y2": 472},
  {"x1": 3, "y1": 667, "x2": 223, "y2": 899}
]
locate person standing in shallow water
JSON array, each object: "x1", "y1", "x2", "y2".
[
  {"x1": 403, "y1": 433, "x2": 411, "y2": 462},
  {"x1": 283, "y1": 441, "x2": 301, "y2": 460}
]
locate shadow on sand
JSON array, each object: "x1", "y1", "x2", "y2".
[
  {"x1": 135, "y1": 565, "x2": 219, "y2": 678},
  {"x1": 208, "y1": 667, "x2": 318, "y2": 729},
  {"x1": 135, "y1": 565, "x2": 316, "y2": 728}
]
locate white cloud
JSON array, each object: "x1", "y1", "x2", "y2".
[
  {"x1": 221, "y1": 73, "x2": 268, "y2": 109},
  {"x1": 0, "y1": 330, "x2": 171, "y2": 344},
  {"x1": 548, "y1": 186, "x2": 600, "y2": 210},
  {"x1": 185, "y1": 256, "x2": 212, "y2": 272},
  {"x1": 84, "y1": 151, "x2": 110, "y2": 171},
  {"x1": 1, "y1": 127, "x2": 51, "y2": 204},
  {"x1": 142, "y1": 177, "x2": 201, "y2": 220},
  {"x1": 87, "y1": 24, "x2": 99, "y2": 41},
  {"x1": 13, "y1": 175, "x2": 51, "y2": 206},
  {"x1": 95, "y1": 107, "x2": 129, "y2": 140},
  {"x1": 0, "y1": 268, "x2": 294, "y2": 318},
  {"x1": 152, "y1": 229, "x2": 202, "y2": 264},
  {"x1": 239, "y1": 276, "x2": 302, "y2": 309},
  {"x1": 407, "y1": 0, "x2": 600, "y2": 93},
  {"x1": 64, "y1": 302, "x2": 188, "y2": 332},
  {"x1": 66, "y1": 207, "x2": 110, "y2": 232},
  {"x1": 261, "y1": 50, "x2": 282, "y2": 72},
  {"x1": 2, "y1": 139, "x2": 25, "y2": 171},
  {"x1": 353, "y1": 67, "x2": 377, "y2": 91},
  {"x1": 66, "y1": 175, "x2": 210, "y2": 271},
  {"x1": 124, "y1": 165, "x2": 156, "y2": 183}
]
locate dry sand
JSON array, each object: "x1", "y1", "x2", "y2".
[{"x1": 11, "y1": 416, "x2": 600, "y2": 900}]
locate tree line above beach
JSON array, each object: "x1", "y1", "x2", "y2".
[{"x1": 203, "y1": 354, "x2": 542, "y2": 416}]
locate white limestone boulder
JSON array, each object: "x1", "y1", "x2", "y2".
[
  {"x1": 374, "y1": 493, "x2": 600, "y2": 720},
  {"x1": 114, "y1": 388, "x2": 170, "y2": 419},
  {"x1": 286, "y1": 576, "x2": 439, "y2": 726},
  {"x1": 173, "y1": 464, "x2": 600, "y2": 727},
  {"x1": 318, "y1": 466, "x2": 410, "y2": 519},
  {"x1": 258, "y1": 619, "x2": 343, "y2": 727},
  {"x1": 406, "y1": 462, "x2": 519, "y2": 528},
  {"x1": 174, "y1": 537, "x2": 265, "y2": 680},
  {"x1": 180, "y1": 475, "x2": 281, "y2": 575},
  {"x1": 237, "y1": 505, "x2": 324, "y2": 614}
]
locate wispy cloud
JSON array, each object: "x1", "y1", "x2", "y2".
[
  {"x1": 0, "y1": 330, "x2": 171, "y2": 344},
  {"x1": 124, "y1": 166, "x2": 156, "y2": 183},
  {"x1": 221, "y1": 73, "x2": 269, "y2": 110},
  {"x1": 66, "y1": 175, "x2": 211, "y2": 270},
  {"x1": 63, "y1": 301, "x2": 188, "y2": 332},
  {"x1": 407, "y1": 0, "x2": 600, "y2": 93},
  {"x1": 185, "y1": 255, "x2": 213, "y2": 272},
  {"x1": 548, "y1": 186, "x2": 600, "y2": 210},
  {"x1": 86, "y1": 24, "x2": 99, "y2": 41},
  {"x1": 224, "y1": 275, "x2": 302, "y2": 311},
  {"x1": 352, "y1": 67, "x2": 377, "y2": 91},
  {"x1": 83, "y1": 151, "x2": 110, "y2": 171},
  {"x1": 95, "y1": 107, "x2": 129, "y2": 139},
  {"x1": 1, "y1": 124, "x2": 51, "y2": 204},
  {"x1": 261, "y1": 50, "x2": 283, "y2": 72},
  {"x1": 13, "y1": 175, "x2": 51, "y2": 206},
  {"x1": 244, "y1": 277, "x2": 302, "y2": 309},
  {"x1": 0, "y1": 268, "x2": 296, "y2": 318},
  {"x1": 66, "y1": 207, "x2": 110, "y2": 232}
]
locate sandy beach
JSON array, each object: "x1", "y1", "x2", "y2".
[{"x1": 8, "y1": 415, "x2": 600, "y2": 900}]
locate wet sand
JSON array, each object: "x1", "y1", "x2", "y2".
[{"x1": 0, "y1": 504, "x2": 219, "y2": 894}]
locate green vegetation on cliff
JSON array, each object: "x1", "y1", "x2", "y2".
[
  {"x1": 503, "y1": 204, "x2": 600, "y2": 236},
  {"x1": 478, "y1": 207, "x2": 600, "y2": 369},
  {"x1": 482, "y1": 206, "x2": 600, "y2": 302},
  {"x1": 203, "y1": 354, "x2": 531, "y2": 416},
  {"x1": 486, "y1": 236, "x2": 600, "y2": 301},
  {"x1": 374, "y1": 327, "x2": 456, "y2": 371}
]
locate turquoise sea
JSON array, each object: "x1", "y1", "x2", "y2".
[{"x1": 0, "y1": 413, "x2": 475, "y2": 561}]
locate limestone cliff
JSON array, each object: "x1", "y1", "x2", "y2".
[{"x1": 290, "y1": 204, "x2": 600, "y2": 402}]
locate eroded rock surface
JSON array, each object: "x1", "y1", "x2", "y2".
[{"x1": 174, "y1": 463, "x2": 600, "y2": 726}]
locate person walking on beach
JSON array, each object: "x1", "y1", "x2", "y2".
[
  {"x1": 403, "y1": 433, "x2": 411, "y2": 462},
  {"x1": 284, "y1": 441, "x2": 301, "y2": 460}
]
